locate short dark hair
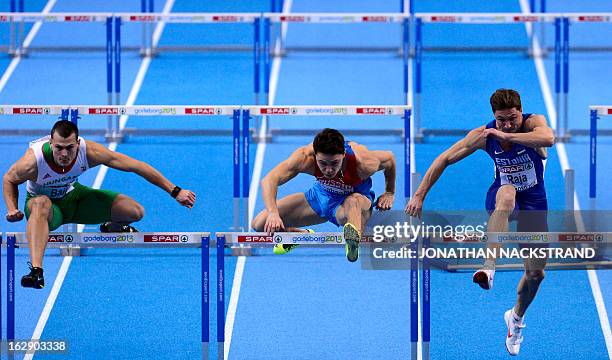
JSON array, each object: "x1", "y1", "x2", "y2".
[
  {"x1": 490, "y1": 89, "x2": 522, "y2": 113},
  {"x1": 313, "y1": 128, "x2": 345, "y2": 155},
  {"x1": 51, "y1": 120, "x2": 79, "y2": 140}
]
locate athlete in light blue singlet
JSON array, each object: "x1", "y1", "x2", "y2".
[
  {"x1": 405, "y1": 89, "x2": 555, "y2": 355},
  {"x1": 252, "y1": 128, "x2": 397, "y2": 262}
]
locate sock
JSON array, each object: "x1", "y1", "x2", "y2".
[{"x1": 512, "y1": 308, "x2": 524, "y2": 324}]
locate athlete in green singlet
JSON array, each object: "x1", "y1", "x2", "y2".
[{"x1": 2, "y1": 120, "x2": 196, "y2": 289}]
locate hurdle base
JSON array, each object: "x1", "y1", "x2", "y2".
[
  {"x1": 555, "y1": 131, "x2": 571, "y2": 143},
  {"x1": 527, "y1": 48, "x2": 549, "y2": 59},
  {"x1": 272, "y1": 48, "x2": 287, "y2": 57},
  {"x1": 252, "y1": 131, "x2": 273, "y2": 144},
  {"x1": 414, "y1": 130, "x2": 425, "y2": 144},
  {"x1": 139, "y1": 48, "x2": 159, "y2": 58},
  {"x1": 9, "y1": 48, "x2": 28, "y2": 58},
  {"x1": 60, "y1": 246, "x2": 81, "y2": 257},
  {"x1": 105, "y1": 132, "x2": 125, "y2": 143},
  {"x1": 231, "y1": 246, "x2": 253, "y2": 256}
]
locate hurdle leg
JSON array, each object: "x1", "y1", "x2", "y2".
[
  {"x1": 410, "y1": 232, "x2": 418, "y2": 359},
  {"x1": 216, "y1": 236, "x2": 225, "y2": 360},
  {"x1": 7, "y1": 234, "x2": 16, "y2": 358},
  {"x1": 202, "y1": 235, "x2": 210, "y2": 360},
  {"x1": 422, "y1": 236, "x2": 431, "y2": 360}
]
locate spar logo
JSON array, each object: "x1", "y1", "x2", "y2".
[
  {"x1": 144, "y1": 234, "x2": 189, "y2": 243},
  {"x1": 88, "y1": 107, "x2": 126, "y2": 115},
  {"x1": 238, "y1": 235, "x2": 274, "y2": 243},
  {"x1": 558, "y1": 233, "x2": 595, "y2": 242},
  {"x1": 356, "y1": 107, "x2": 390, "y2": 115},
  {"x1": 130, "y1": 15, "x2": 156, "y2": 21},
  {"x1": 280, "y1": 16, "x2": 306, "y2": 22},
  {"x1": 513, "y1": 16, "x2": 539, "y2": 22},
  {"x1": 213, "y1": 16, "x2": 240, "y2": 22},
  {"x1": 13, "y1": 107, "x2": 49, "y2": 115},
  {"x1": 64, "y1": 16, "x2": 91, "y2": 22},
  {"x1": 260, "y1": 107, "x2": 293, "y2": 115},
  {"x1": 48, "y1": 235, "x2": 65, "y2": 243},
  {"x1": 577, "y1": 16, "x2": 606, "y2": 22},
  {"x1": 431, "y1": 16, "x2": 458, "y2": 22},
  {"x1": 362, "y1": 16, "x2": 388, "y2": 22},
  {"x1": 185, "y1": 107, "x2": 222, "y2": 115}
]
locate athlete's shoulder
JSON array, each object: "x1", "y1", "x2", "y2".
[
  {"x1": 5, "y1": 148, "x2": 37, "y2": 182},
  {"x1": 347, "y1": 141, "x2": 367, "y2": 152},
  {"x1": 296, "y1": 144, "x2": 315, "y2": 158},
  {"x1": 523, "y1": 114, "x2": 548, "y2": 130},
  {"x1": 84, "y1": 139, "x2": 113, "y2": 168},
  {"x1": 286, "y1": 144, "x2": 315, "y2": 172}
]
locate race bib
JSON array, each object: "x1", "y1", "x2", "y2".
[{"x1": 499, "y1": 161, "x2": 537, "y2": 191}]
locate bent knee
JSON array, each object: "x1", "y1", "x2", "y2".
[
  {"x1": 131, "y1": 204, "x2": 145, "y2": 221},
  {"x1": 29, "y1": 196, "x2": 52, "y2": 215},
  {"x1": 495, "y1": 187, "x2": 516, "y2": 211},
  {"x1": 251, "y1": 211, "x2": 267, "y2": 231},
  {"x1": 343, "y1": 194, "x2": 370, "y2": 211}
]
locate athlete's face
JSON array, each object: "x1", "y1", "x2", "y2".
[
  {"x1": 50, "y1": 133, "x2": 79, "y2": 167},
  {"x1": 494, "y1": 108, "x2": 522, "y2": 133},
  {"x1": 315, "y1": 153, "x2": 345, "y2": 178}
]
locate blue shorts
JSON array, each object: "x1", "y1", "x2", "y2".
[
  {"x1": 485, "y1": 186, "x2": 548, "y2": 232},
  {"x1": 304, "y1": 178, "x2": 375, "y2": 227}
]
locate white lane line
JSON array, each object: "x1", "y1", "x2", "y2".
[
  {"x1": 0, "y1": 0, "x2": 57, "y2": 93},
  {"x1": 224, "y1": 1, "x2": 293, "y2": 359},
  {"x1": 518, "y1": 0, "x2": 612, "y2": 357},
  {"x1": 24, "y1": 1, "x2": 176, "y2": 358}
]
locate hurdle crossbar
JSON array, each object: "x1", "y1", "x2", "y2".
[
  {"x1": 261, "y1": 15, "x2": 411, "y2": 107},
  {"x1": 116, "y1": 12, "x2": 261, "y2": 105},
  {"x1": 433, "y1": 261, "x2": 612, "y2": 272},
  {"x1": 0, "y1": 12, "x2": 112, "y2": 57},
  {"x1": 241, "y1": 105, "x2": 412, "y2": 225},
  {"x1": 2, "y1": 231, "x2": 208, "y2": 248},
  {"x1": 413, "y1": 12, "x2": 562, "y2": 142},
  {"x1": 0, "y1": 105, "x2": 245, "y2": 236},
  {"x1": 0, "y1": 13, "x2": 262, "y2": 111}
]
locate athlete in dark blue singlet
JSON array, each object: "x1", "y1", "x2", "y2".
[
  {"x1": 484, "y1": 114, "x2": 549, "y2": 232},
  {"x1": 405, "y1": 89, "x2": 555, "y2": 355}
]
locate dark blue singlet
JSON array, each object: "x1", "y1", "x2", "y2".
[{"x1": 484, "y1": 114, "x2": 549, "y2": 231}]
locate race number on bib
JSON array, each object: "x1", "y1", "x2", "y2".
[{"x1": 499, "y1": 161, "x2": 538, "y2": 191}]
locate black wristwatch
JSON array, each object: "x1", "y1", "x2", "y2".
[{"x1": 170, "y1": 186, "x2": 182, "y2": 198}]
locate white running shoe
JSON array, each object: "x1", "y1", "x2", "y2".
[
  {"x1": 504, "y1": 309, "x2": 526, "y2": 356},
  {"x1": 472, "y1": 267, "x2": 495, "y2": 290}
]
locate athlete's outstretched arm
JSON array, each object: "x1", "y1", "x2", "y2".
[
  {"x1": 405, "y1": 126, "x2": 486, "y2": 217},
  {"x1": 86, "y1": 140, "x2": 195, "y2": 208},
  {"x1": 359, "y1": 150, "x2": 396, "y2": 210},
  {"x1": 3, "y1": 150, "x2": 37, "y2": 222},
  {"x1": 484, "y1": 115, "x2": 554, "y2": 148},
  {"x1": 260, "y1": 147, "x2": 309, "y2": 220}
]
